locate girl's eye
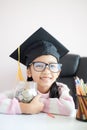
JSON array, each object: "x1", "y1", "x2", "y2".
[
  {"x1": 50, "y1": 64, "x2": 57, "y2": 68},
  {"x1": 36, "y1": 64, "x2": 43, "y2": 68},
  {"x1": 34, "y1": 63, "x2": 45, "y2": 69}
]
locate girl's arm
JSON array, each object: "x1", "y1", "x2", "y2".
[
  {"x1": 0, "y1": 91, "x2": 44, "y2": 114},
  {"x1": 20, "y1": 95, "x2": 44, "y2": 114},
  {"x1": 0, "y1": 90, "x2": 21, "y2": 114},
  {"x1": 41, "y1": 82, "x2": 75, "y2": 116}
]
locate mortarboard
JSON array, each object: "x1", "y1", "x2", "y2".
[{"x1": 10, "y1": 27, "x2": 69, "y2": 66}]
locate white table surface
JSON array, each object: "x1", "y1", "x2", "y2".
[{"x1": 0, "y1": 112, "x2": 87, "y2": 130}]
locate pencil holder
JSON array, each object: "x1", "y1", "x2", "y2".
[{"x1": 76, "y1": 95, "x2": 87, "y2": 122}]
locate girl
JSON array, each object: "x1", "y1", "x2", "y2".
[{"x1": 0, "y1": 27, "x2": 75, "y2": 115}]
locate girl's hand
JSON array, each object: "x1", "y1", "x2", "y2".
[{"x1": 20, "y1": 95, "x2": 44, "y2": 114}]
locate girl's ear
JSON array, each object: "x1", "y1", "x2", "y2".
[{"x1": 27, "y1": 68, "x2": 32, "y2": 78}]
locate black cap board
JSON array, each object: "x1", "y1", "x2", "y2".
[{"x1": 10, "y1": 27, "x2": 69, "y2": 66}]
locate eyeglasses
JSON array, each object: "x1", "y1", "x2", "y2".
[{"x1": 29, "y1": 62, "x2": 62, "y2": 73}]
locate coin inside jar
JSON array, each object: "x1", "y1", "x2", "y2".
[{"x1": 15, "y1": 81, "x2": 37, "y2": 103}]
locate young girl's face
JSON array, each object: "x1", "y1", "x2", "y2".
[{"x1": 27, "y1": 55, "x2": 61, "y2": 93}]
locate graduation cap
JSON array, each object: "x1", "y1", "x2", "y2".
[{"x1": 10, "y1": 27, "x2": 69, "y2": 66}]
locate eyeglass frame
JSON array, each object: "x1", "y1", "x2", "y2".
[{"x1": 29, "y1": 61, "x2": 62, "y2": 73}]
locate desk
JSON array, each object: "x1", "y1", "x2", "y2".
[{"x1": 0, "y1": 113, "x2": 87, "y2": 130}]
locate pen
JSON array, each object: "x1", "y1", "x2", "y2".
[{"x1": 47, "y1": 113, "x2": 55, "y2": 118}]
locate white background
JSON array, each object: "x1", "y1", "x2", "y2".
[{"x1": 0, "y1": 0, "x2": 87, "y2": 91}]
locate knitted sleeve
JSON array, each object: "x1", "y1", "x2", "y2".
[
  {"x1": 41, "y1": 82, "x2": 75, "y2": 116},
  {"x1": 0, "y1": 90, "x2": 21, "y2": 114}
]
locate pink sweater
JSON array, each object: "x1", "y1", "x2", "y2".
[{"x1": 0, "y1": 82, "x2": 75, "y2": 115}]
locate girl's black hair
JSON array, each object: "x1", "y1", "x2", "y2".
[
  {"x1": 27, "y1": 77, "x2": 60, "y2": 98},
  {"x1": 27, "y1": 77, "x2": 33, "y2": 81},
  {"x1": 49, "y1": 82, "x2": 60, "y2": 98}
]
